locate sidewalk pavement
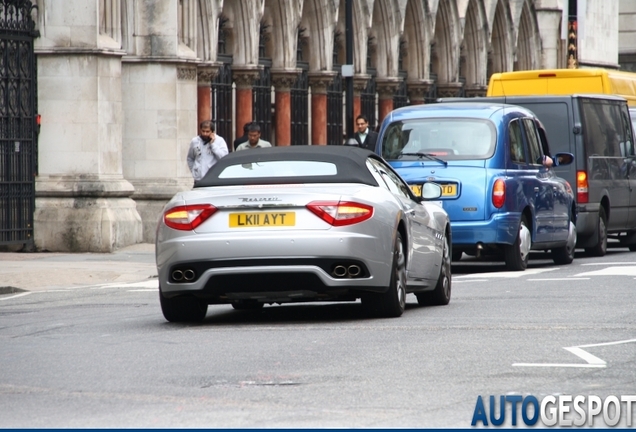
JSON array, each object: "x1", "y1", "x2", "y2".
[{"x1": 0, "y1": 243, "x2": 157, "y2": 294}]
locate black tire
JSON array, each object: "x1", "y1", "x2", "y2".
[
  {"x1": 417, "y1": 234, "x2": 451, "y2": 306},
  {"x1": 159, "y1": 290, "x2": 208, "y2": 323},
  {"x1": 231, "y1": 300, "x2": 264, "y2": 310},
  {"x1": 452, "y1": 248, "x2": 463, "y2": 261},
  {"x1": 551, "y1": 220, "x2": 576, "y2": 265},
  {"x1": 585, "y1": 208, "x2": 608, "y2": 257},
  {"x1": 504, "y1": 215, "x2": 531, "y2": 271},
  {"x1": 362, "y1": 232, "x2": 406, "y2": 318},
  {"x1": 629, "y1": 245, "x2": 636, "y2": 252}
]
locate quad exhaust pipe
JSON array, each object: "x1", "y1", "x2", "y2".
[
  {"x1": 332, "y1": 264, "x2": 362, "y2": 278},
  {"x1": 171, "y1": 268, "x2": 196, "y2": 282}
]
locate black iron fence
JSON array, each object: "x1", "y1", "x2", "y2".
[
  {"x1": 211, "y1": 59, "x2": 232, "y2": 146},
  {"x1": 326, "y1": 73, "x2": 343, "y2": 145},
  {"x1": 360, "y1": 69, "x2": 377, "y2": 130},
  {"x1": 1, "y1": 0, "x2": 38, "y2": 246},
  {"x1": 253, "y1": 61, "x2": 272, "y2": 142},
  {"x1": 290, "y1": 63, "x2": 309, "y2": 145}
]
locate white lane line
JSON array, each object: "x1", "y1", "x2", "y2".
[
  {"x1": 575, "y1": 266, "x2": 636, "y2": 277},
  {"x1": 527, "y1": 278, "x2": 590, "y2": 281},
  {"x1": 513, "y1": 338, "x2": 636, "y2": 369},
  {"x1": 0, "y1": 292, "x2": 32, "y2": 301},
  {"x1": 453, "y1": 279, "x2": 488, "y2": 283},
  {"x1": 455, "y1": 268, "x2": 559, "y2": 279},
  {"x1": 581, "y1": 262, "x2": 636, "y2": 266},
  {"x1": 512, "y1": 363, "x2": 606, "y2": 368},
  {"x1": 127, "y1": 289, "x2": 158, "y2": 292}
]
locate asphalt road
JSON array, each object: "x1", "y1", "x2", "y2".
[{"x1": 1, "y1": 246, "x2": 635, "y2": 428}]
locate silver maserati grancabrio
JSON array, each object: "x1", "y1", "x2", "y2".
[{"x1": 156, "y1": 146, "x2": 452, "y2": 322}]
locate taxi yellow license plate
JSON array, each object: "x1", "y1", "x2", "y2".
[
  {"x1": 229, "y1": 212, "x2": 296, "y2": 227},
  {"x1": 410, "y1": 184, "x2": 457, "y2": 197}
]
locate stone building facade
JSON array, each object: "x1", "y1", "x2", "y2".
[{"x1": 26, "y1": 0, "x2": 621, "y2": 251}]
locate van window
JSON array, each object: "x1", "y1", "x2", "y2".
[
  {"x1": 580, "y1": 98, "x2": 624, "y2": 157},
  {"x1": 523, "y1": 118, "x2": 544, "y2": 165},
  {"x1": 619, "y1": 105, "x2": 635, "y2": 157},
  {"x1": 509, "y1": 119, "x2": 526, "y2": 163}
]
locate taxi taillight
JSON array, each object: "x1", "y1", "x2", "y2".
[
  {"x1": 576, "y1": 170, "x2": 589, "y2": 203},
  {"x1": 492, "y1": 179, "x2": 506, "y2": 208}
]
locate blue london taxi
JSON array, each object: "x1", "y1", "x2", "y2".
[{"x1": 377, "y1": 102, "x2": 576, "y2": 271}]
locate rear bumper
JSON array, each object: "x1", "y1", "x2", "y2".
[
  {"x1": 156, "y1": 231, "x2": 393, "y2": 299},
  {"x1": 450, "y1": 212, "x2": 519, "y2": 246}
]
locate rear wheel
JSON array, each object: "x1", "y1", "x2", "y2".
[
  {"x1": 159, "y1": 290, "x2": 208, "y2": 323},
  {"x1": 417, "y1": 234, "x2": 451, "y2": 306},
  {"x1": 551, "y1": 220, "x2": 577, "y2": 265},
  {"x1": 452, "y1": 249, "x2": 463, "y2": 261},
  {"x1": 585, "y1": 207, "x2": 607, "y2": 257},
  {"x1": 504, "y1": 215, "x2": 531, "y2": 271},
  {"x1": 362, "y1": 232, "x2": 406, "y2": 318}
]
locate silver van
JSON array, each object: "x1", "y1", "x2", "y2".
[{"x1": 443, "y1": 95, "x2": 636, "y2": 255}]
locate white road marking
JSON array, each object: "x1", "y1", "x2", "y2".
[
  {"x1": 581, "y1": 262, "x2": 636, "y2": 266},
  {"x1": 127, "y1": 289, "x2": 158, "y2": 292},
  {"x1": 527, "y1": 278, "x2": 590, "y2": 281},
  {"x1": 0, "y1": 292, "x2": 32, "y2": 301},
  {"x1": 513, "y1": 338, "x2": 636, "y2": 368},
  {"x1": 575, "y1": 266, "x2": 636, "y2": 277},
  {"x1": 453, "y1": 279, "x2": 488, "y2": 283},
  {"x1": 455, "y1": 268, "x2": 558, "y2": 279}
]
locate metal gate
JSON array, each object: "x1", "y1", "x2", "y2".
[
  {"x1": 1, "y1": 0, "x2": 38, "y2": 246},
  {"x1": 326, "y1": 73, "x2": 343, "y2": 145},
  {"x1": 290, "y1": 64, "x2": 309, "y2": 145},
  {"x1": 211, "y1": 59, "x2": 232, "y2": 146},
  {"x1": 360, "y1": 68, "x2": 377, "y2": 130}
]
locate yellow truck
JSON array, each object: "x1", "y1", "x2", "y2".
[{"x1": 487, "y1": 68, "x2": 636, "y2": 106}]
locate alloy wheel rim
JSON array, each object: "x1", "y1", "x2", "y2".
[{"x1": 396, "y1": 239, "x2": 406, "y2": 309}]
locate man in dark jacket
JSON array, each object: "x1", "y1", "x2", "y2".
[
  {"x1": 354, "y1": 114, "x2": 378, "y2": 151},
  {"x1": 233, "y1": 122, "x2": 250, "y2": 151}
]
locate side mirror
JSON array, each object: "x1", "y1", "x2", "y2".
[
  {"x1": 554, "y1": 152, "x2": 574, "y2": 166},
  {"x1": 421, "y1": 182, "x2": 443, "y2": 200}
]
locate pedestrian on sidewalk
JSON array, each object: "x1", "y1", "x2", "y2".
[
  {"x1": 233, "y1": 122, "x2": 250, "y2": 151},
  {"x1": 235, "y1": 123, "x2": 272, "y2": 151},
  {"x1": 187, "y1": 120, "x2": 229, "y2": 182},
  {"x1": 354, "y1": 114, "x2": 378, "y2": 151}
]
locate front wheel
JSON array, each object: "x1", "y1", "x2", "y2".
[
  {"x1": 504, "y1": 216, "x2": 531, "y2": 271},
  {"x1": 159, "y1": 290, "x2": 208, "y2": 323},
  {"x1": 417, "y1": 234, "x2": 451, "y2": 306},
  {"x1": 362, "y1": 232, "x2": 406, "y2": 318}
]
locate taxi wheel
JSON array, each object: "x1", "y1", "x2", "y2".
[
  {"x1": 552, "y1": 220, "x2": 576, "y2": 265},
  {"x1": 504, "y1": 216, "x2": 530, "y2": 271},
  {"x1": 585, "y1": 208, "x2": 607, "y2": 257},
  {"x1": 417, "y1": 234, "x2": 451, "y2": 306},
  {"x1": 159, "y1": 290, "x2": 208, "y2": 323},
  {"x1": 363, "y1": 232, "x2": 406, "y2": 318}
]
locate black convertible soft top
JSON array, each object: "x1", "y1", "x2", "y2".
[{"x1": 195, "y1": 145, "x2": 384, "y2": 187}]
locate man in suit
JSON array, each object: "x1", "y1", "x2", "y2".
[{"x1": 354, "y1": 114, "x2": 378, "y2": 151}]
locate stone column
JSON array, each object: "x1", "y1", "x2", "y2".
[
  {"x1": 407, "y1": 80, "x2": 433, "y2": 105},
  {"x1": 536, "y1": 8, "x2": 565, "y2": 69},
  {"x1": 233, "y1": 66, "x2": 260, "y2": 140},
  {"x1": 376, "y1": 78, "x2": 400, "y2": 125},
  {"x1": 272, "y1": 70, "x2": 300, "y2": 147},
  {"x1": 197, "y1": 65, "x2": 220, "y2": 127},
  {"x1": 353, "y1": 75, "x2": 370, "y2": 128},
  {"x1": 33, "y1": 3, "x2": 142, "y2": 252},
  {"x1": 309, "y1": 72, "x2": 337, "y2": 146},
  {"x1": 437, "y1": 82, "x2": 465, "y2": 98}
]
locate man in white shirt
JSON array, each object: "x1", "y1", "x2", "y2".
[
  {"x1": 236, "y1": 123, "x2": 272, "y2": 150},
  {"x1": 187, "y1": 120, "x2": 229, "y2": 182}
]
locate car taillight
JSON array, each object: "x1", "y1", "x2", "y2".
[
  {"x1": 492, "y1": 178, "x2": 506, "y2": 208},
  {"x1": 163, "y1": 204, "x2": 217, "y2": 230},
  {"x1": 576, "y1": 170, "x2": 588, "y2": 203},
  {"x1": 306, "y1": 201, "x2": 373, "y2": 226}
]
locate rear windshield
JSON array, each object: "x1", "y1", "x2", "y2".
[
  {"x1": 381, "y1": 119, "x2": 496, "y2": 161},
  {"x1": 218, "y1": 160, "x2": 338, "y2": 179}
]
